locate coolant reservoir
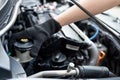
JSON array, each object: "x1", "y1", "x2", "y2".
[{"x1": 14, "y1": 38, "x2": 33, "y2": 63}]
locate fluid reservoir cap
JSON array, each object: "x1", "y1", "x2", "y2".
[
  {"x1": 52, "y1": 51, "x2": 67, "y2": 66},
  {"x1": 14, "y1": 38, "x2": 33, "y2": 51}
]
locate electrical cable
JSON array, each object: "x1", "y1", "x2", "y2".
[{"x1": 89, "y1": 24, "x2": 99, "y2": 40}]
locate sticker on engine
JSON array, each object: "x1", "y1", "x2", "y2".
[{"x1": 66, "y1": 44, "x2": 79, "y2": 51}]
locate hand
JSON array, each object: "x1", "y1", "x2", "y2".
[{"x1": 12, "y1": 19, "x2": 61, "y2": 57}]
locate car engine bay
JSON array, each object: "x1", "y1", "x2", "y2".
[{"x1": 1, "y1": 0, "x2": 120, "y2": 80}]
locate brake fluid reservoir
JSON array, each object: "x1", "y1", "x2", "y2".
[{"x1": 14, "y1": 38, "x2": 33, "y2": 63}]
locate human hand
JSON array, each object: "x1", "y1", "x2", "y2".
[{"x1": 12, "y1": 19, "x2": 61, "y2": 57}]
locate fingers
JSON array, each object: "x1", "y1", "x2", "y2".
[
  {"x1": 30, "y1": 40, "x2": 43, "y2": 57},
  {"x1": 14, "y1": 30, "x2": 32, "y2": 42}
]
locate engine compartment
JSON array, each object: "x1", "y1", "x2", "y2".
[{"x1": 1, "y1": 0, "x2": 120, "y2": 79}]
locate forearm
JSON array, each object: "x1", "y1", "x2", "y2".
[{"x1": 54, "y1": 0, "x2": 120, "y2": 26}]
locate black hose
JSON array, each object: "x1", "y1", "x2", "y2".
[
  {"x1": 78, "y1": 66, "x2": 109, "y2": 78},
  {"x1": 77, "y1": 66, "x2": 117, "y2": 78}
]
